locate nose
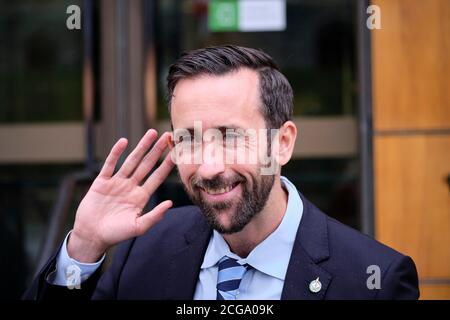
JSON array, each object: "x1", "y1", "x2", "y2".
[
  {"x1": 196, "y1": 142, "x2": 226, "y2": 180},
  {"x1": 196, "y1": 163, "x2": 226, "y2": 180}
]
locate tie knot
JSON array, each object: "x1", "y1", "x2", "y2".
[{"x1": 218, "y1": 256, "x2": 245, "y2": 270}]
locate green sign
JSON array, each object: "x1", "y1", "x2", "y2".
[
  {"x1": 208, "y1": 0, "x2": 238, "y2": 32},
  {"x1": 208, "y1": 0, "x2": 286, "y2": 33}
]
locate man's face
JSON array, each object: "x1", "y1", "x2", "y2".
[{"x1": 170, "y1": 68, "x2": 276, "y2": 234}]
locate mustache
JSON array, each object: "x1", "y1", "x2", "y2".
[{"x1": 190, "y1": 174, "x2": 246, "y2": 190}]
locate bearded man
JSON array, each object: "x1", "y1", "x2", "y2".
[{"x1": 24, "y1": 46, "x2": 419, "y2": 300}]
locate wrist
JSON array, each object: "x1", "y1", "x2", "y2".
[{"x1": 67, "y1": 229, "x2": 106, "y2": 263}]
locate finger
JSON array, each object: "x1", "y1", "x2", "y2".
[
  {"x1": 117, "y1": 129, "x2": 158, "y2": 178},
  {"x1": 142, "y1": 150, "x2": 175, "y2": 195},
  {"x1": 135, "y1": 200, "x2": 173, "y2": 236},
  {"x1": 131, "y1": 132, "x2": 171, "y2": 183},
  {"x1": 99, "y1": 138, "x2": 128, "y2": 178}
]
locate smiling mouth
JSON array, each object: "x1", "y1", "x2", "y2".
[{"x1": 200, "y1": 181, "x2": 241, "y2": 195}]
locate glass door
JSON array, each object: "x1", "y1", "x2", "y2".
[{"x1": 148, "y1": 0, "x2": 361, "y2": 229}]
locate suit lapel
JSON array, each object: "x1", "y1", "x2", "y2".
[
  {"x1": 281, "y1": 193, "x2": 333, "y2": 300},
  {"x1": 164, "y1": 217, "x2": 212, "y2": 299}
]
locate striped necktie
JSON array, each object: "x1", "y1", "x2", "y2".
[{"x1": 216, "y1": 256, "x2": 251, "y2": 300}]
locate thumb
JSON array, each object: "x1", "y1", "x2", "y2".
[{"x1": 135, "y1": 200, "x2": 173, "y2": 236}]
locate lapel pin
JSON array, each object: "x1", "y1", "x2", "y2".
[{"x1": 309, "y1": 277, "x2": 322, "y2": 293}]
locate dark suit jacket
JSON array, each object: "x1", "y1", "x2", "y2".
[{"x1": 24, "y1": 193, "x2": 419, "y2": 300}]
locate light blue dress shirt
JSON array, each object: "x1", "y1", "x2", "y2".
[
  {"x1": 51, "y1": 176, "x2": 303, "y2": 300},
  {"x1": 48, "y1": 231, "x2": 105, "y2": 286}
]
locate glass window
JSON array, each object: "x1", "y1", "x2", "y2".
[
  {"x1": 0, "y1": 0, "x2": 83, "y2": 123},
  {"x1": 0, "y1": 0, "x2": 87, "y2": 298},
  {"x1": 155, "y1": 0, "x2": 356, "y2": 118}
]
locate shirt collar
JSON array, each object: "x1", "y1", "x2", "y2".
[{"x1": 200, "y1": 176, "x2": 303, "y2": 281}]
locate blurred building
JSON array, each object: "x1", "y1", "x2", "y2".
[{"x1": 0, "y1": 0, "x2": 448, "y2": 299}]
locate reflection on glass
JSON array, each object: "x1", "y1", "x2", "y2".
[
  {"x1": 155, "y1": 0, "x2": 356, "y2": 118},
  {"x1": 0, "y1": 0, "x2": 83, "y2": 123}
]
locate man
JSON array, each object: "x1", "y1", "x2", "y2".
[{"x1": 24, "y1": 46, "x2": 419, "y2": 300}]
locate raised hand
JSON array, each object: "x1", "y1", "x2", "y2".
[{"x1": 67, "y1": 129, "x2": 174, "y2": 262}]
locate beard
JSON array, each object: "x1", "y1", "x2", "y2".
[{"x1": 180, "y1": 169, "x2": 275, "y2": 234}]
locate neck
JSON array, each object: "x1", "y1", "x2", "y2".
[{"x1": 222, "y1": 176, "x2": 288, "y2": 258}]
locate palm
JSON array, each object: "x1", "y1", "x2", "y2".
[
  {"x1": 77, "y1": 177, "x2": 146, "y2": 244},
  {"x1": 71, "y1": 130, "x2": 174, "y2": 253}
]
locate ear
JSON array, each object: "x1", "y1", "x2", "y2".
[
  {"x1": 277, "y1": 121, "x2": 297, "y2": 166},
  {"x1": 167, "y1": 131, "x2": 175, "y2": 149}
]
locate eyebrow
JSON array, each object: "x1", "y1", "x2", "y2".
[{"x1": 181, "y1": 125, "x2": 244, "y2": 133}]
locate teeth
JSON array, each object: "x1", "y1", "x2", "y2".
[{"x1": 204, "y1": 185, "x2": 234, "y2": 195}]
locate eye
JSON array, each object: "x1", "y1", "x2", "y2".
[
  {"x1": 175, "y1": 134, "x2": 193, "y2": 145},
  {"x1": 225, "y1": 132, "x2": 240, "y2": 140}
]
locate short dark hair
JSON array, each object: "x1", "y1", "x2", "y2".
[{"x1": 166, "y1": 45, "x2": 293, "y2": 129}]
